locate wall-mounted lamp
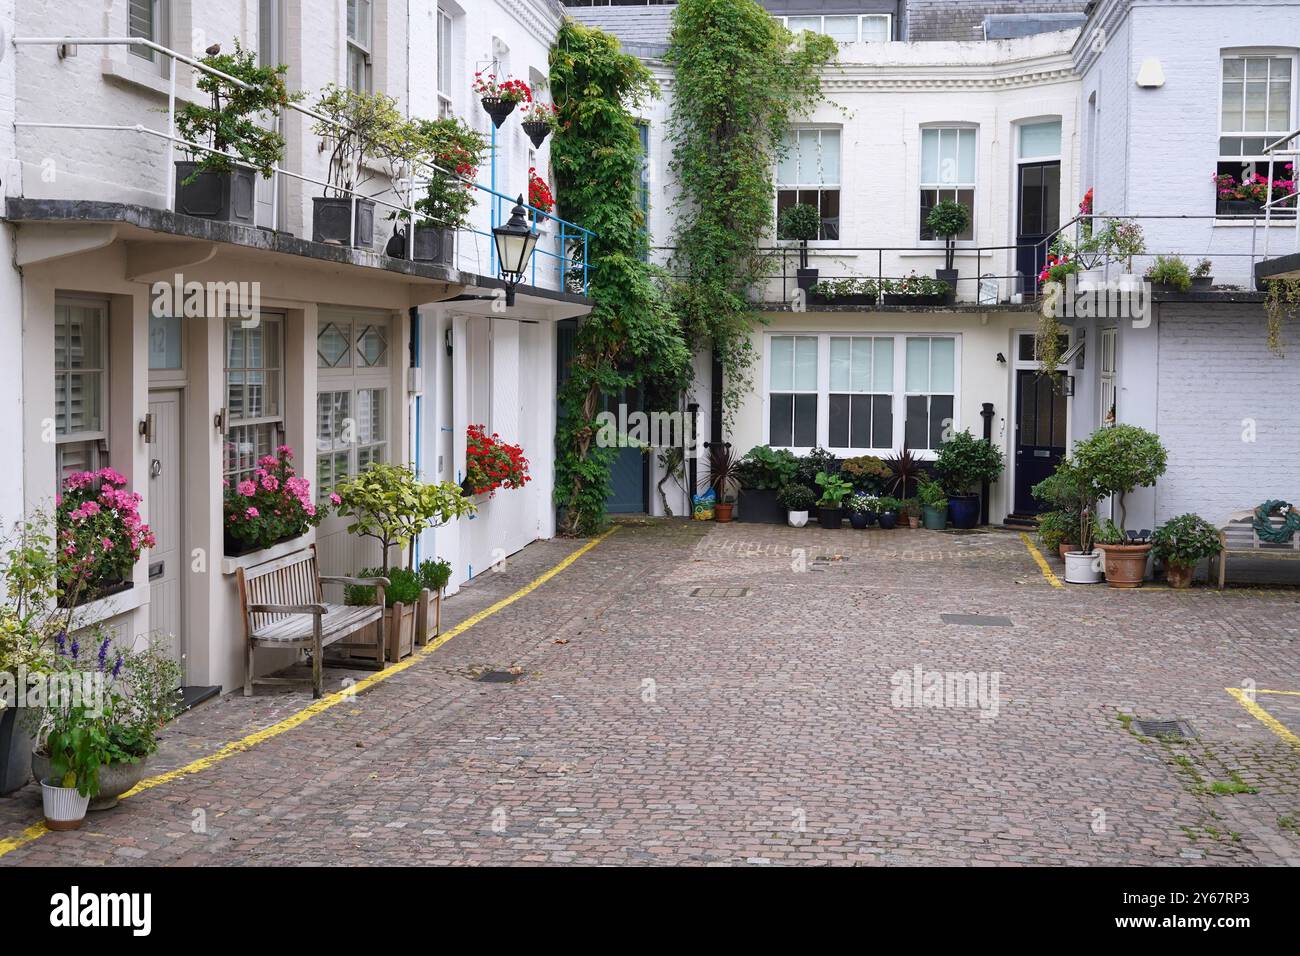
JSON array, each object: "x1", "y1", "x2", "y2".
[
  {"x1": 213, "y1": 407, "x2": 227, "y2": 436},
  {"x1": 995, "y1": 352, "x2": 1007, "y2": 365},
  {"x1": 138, "y1": 413, "x2": 156, "y2": 445}
]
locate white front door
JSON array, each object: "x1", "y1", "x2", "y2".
[{"x1": 147, "y1": 390, "x2": 184, "y2": 678}]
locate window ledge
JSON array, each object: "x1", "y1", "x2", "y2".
[
  {"x1": 1212, "y1": 217, "x2": 1297, "y2": 228},
  {"x1": 101, "y1": 55, "x2": 194, "y2": 102},
  {"x1": 220, "y1": 531, "x2": 317, "y2": 576},
  {"x1": 67, "y1": 583, "x2": 145, "y2": 632}
]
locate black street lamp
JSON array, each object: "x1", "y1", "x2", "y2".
[{"x1": 492, "y1": 195, "x2": 539, "y2": 308}]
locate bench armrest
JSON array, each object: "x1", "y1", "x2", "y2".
[
  {"x1": 248, "y1": 602, "x2": 327, "y2": 616},
  {"x1": 320, "y1": 575, "x2": 391, "y2": 588}
]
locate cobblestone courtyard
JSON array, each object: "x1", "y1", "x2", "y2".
[{"x1": 2, "y1": 519, "x2": 1298, "y2": 866}]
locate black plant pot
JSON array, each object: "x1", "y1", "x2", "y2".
[
  {"x1": 1191, "y1": 276, "x2": 1213, "y2": 291},
  {"x1": 0, "y1": 706, "x2": 32, "y2": 796},
  {"x1": 481, "y1": 96, "x2": 518, "y2": 128},
  {"x1": 313, "y1": 196, "x2": 376, "y2": 247},
  {"x1": 864, "y1": 510, "x2": 878, "y2": 526},
  {"x1": 796, "y1": 267, "x2": 819, "y2": 294},
  {"x1": 936, "y1": 267, "x2": 959, "y2": 302},
  {"x1": 386, "y1": 224, "x2": 455, "y2": 266},
  {"x1": 521, "y1": 120, "x2": 551, "y2": 149},
  {"x1": 174, "y1": 162, "x2": 256, "y2": 224},
  {"x1": 877, "y1": 510, "x2": 898, "y2": 529},
  {"x1": 882, "y1": 293, "x2": 949, "y2": 306},
  {"x1": 737, "y1": 487, "x2": 784, "y2": 524},
  {"x1": 818, "y1": 506, "x2": 843, "y2": 530},
  {"x1": 849, "y1": 511, "x2": 869, "y2": 530},
  {"x1": 1217, "y1": 198, "x2": 1261, "y2": 217}
]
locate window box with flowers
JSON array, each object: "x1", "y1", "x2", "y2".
[
  {"x1": 473, "y1": 73, "x2": 532, "y2": 128},
  {"x1": 528, "y1": 167, "x2": 555, "y2": 226},
  {"x1": 1214, "y1": 167, "x2": 1297, "y2": 218},
  {"x1": 463, "y1": 425, "x2": 531, "y2": 499},
  {"x1": 56, "y1": 468, "x2": 156, "y2": 609},
  {"x1": 520, "y1": 101, "x2": 558, "y2": 149},
  {"x1": 222, "y1": 446, "x2": 327, "y2": 557}
]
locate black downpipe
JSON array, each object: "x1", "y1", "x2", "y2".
[
  {"x1": 980, "y1": 402, "x2": 995, "y2": 526},
  {"x1": 687, "y1": 403, "x2": 700, "y2": 497},
  {"x1": 709, "y1": 350, "x2": 723, "y2": 446}
]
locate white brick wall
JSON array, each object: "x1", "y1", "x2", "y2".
[
  {"x1": 1155, "y1": 302, "x2": 1300, "y2": 525},
  {"x1": 0, "y1": 0, "x2": 23, "y2": 528}
]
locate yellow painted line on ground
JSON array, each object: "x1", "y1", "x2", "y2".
[
  {"x1": 1019, "y1": 533, "x2": 1064, "y2": 589},
  {"x1": 0, "y1": 526, "x2": 620, "y2": 860},
  {"x1": 1226, "y1": 687, "x2": 1300, "y2": 750},
  {"x1": 1256, "y1": 689, "x2": 1300, "y2": 697}
]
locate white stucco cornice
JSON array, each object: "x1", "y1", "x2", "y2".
[{"x1": 500, "y1": 0, "x2": 564, "y2": 44}]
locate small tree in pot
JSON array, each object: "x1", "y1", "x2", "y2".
[
  {"x1": 174, "y1": 41, "x2": 299, "y2": 224},
  {"x1": 1151, "y1": 513, "x2": 1222, "y2": 589},
  {"x1": 934, "y1": 430, "x2": 1003, "y2": 529},
  {"x1": 1073, "y1": 424, "x2": 1167, "y2": 588},
  {"x1": 925, "y1": 199, "x2": 971, "y2": 301},
  {"x1": 779, "y1": 203, "x2": 822, "y2": 295}
]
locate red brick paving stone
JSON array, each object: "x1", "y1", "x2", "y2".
[{"x1": 1, "y1": 519, "x2": 1297, "y2": 866}]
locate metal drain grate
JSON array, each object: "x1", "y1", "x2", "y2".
[
  {"x1": 690, "y1": 587, "x2": 750, "y2": 598},
  {"x1": 1132, "y1": 718, "x2": 1197, "y2": 739},
  {"x1": 940, "y1": 613, "x2": 1013, "y2": 627},
  {"x1": 474, "y1": 670, "x2": 523, "y2": 684}
]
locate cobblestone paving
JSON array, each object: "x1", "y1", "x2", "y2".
[{"x1": 2, "y1": 519, "x2": 1298, "y2": 866}]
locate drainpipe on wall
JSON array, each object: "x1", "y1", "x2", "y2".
[
  {"x1": 687, "y1": 402, "x2": 700, "y2": 500},
  {"x1": 709, "y1": 350, "x2": 723, "y2": 446},
  {"x1": 980, "y1": 402, "x2": 995, "y2": 525}
]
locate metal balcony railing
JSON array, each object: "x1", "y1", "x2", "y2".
[{"x1": 9, "y1": 36, "x2": 593, "y2": 295}]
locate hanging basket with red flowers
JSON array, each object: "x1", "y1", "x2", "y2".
[
  {"x1": 464, "y1": 425, "x2": 531, "y2": 498},
  {"x1": 473, "y1": 73, "x2": 532, "y2": 128},
  {"x1": 520, "y1": 101, "x2": 558, "y2": 149},
  {"x1": 527, "y1": 167, "x2": 555, "y2": 220}
]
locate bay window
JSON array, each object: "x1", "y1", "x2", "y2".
[
  {"x1": 777, "y1": 128, "x2": 841, "y2": 241},
  {"x1": 224, "y1": 317, "x2": 284, "y2": 482},
  {"x1": 316, "y1": 313, "x2": 390, "y2": 498},
  {"x1": 920, "y1": 126, "x2": 976, "y2": 240},
  {"x1": 767, "y1": 333, "x2": 959, "y2": 453},
  {"x1": 55, "y1": 299, "x2": 109, "y2": 478}
]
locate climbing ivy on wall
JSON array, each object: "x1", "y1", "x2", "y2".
[
  {"x1": 665, "y1": 0, "x2": 836, "y2": 424},
  {"x1": 550, "y1": 20, "x2": 691, "y2": 536}
]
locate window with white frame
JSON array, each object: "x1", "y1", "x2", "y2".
[
  {"x1": 779, "y1": 14, "x2": 891, "y2": 42},
  {"x1": 777, "y1": 128, "x2": 841, "y2": 241},
  {"x1": 768, "y1": 335, "x2": 819, "y2": 448},
  {"x1": 347, "y1": 0, "x2": 374, "y2": 93},
  {"x1": 1099, "y1": 327, "x2": 1117, "y2": 427},
  {"x1": 437, "y1": 6, "x2": 454, "y2": 117},
  {"x1": 224, "y1": 317, "x2": 284, "y2": 482},
  {"x1": 767, "y1": 333, "x2": 958, "y2": 453},
  {"x1": 55, "y1": 299, "x2": 109, "y2": 478},
  {"x1": 129, "y1": 0, "x2": 169, "y2": 73},
  {"x1": 316, "y1": 313, "x2": 390, "y2": 498},
  {"x1": 1219, "y1": 53, "x2": 1296, "y2": 213},
  {"x1": 919, "y1": 126, "x2": 976, "y2": 240},
  {"x1": 829, "y1": 336, "x2": 894, "y2": 450}
]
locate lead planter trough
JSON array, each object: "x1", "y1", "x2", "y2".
[
  {"x1": 312, "y1": 196, "x2": 376, "y2": 247},
  {"x1": 174, "y1": 162, "x2": 256, "y2": 224},
  {"x1": 0, "y1": 706, "x2": 32, "y2": 795},
  {"x1": 737, "y1": 487, "x2": 784, "y2": 524}
]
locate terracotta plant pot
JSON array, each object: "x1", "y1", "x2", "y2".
[
  {"x1": 714, "y1": 502, "x2": 734, "y2": 523},
  {"x1": 1097, "y1": 542, "x2": 1152, "y2": 588},
  {"x1": 1166, "y1": 562, "x2": 1195, "y2": 589}
]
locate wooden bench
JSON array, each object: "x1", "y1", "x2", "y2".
[
  {"x1": 236, "y1": 545, "x2": 389, "y2": 699},
  {"x1": 1214, "y1": 511, "x2": 1300, "y2": 589}
]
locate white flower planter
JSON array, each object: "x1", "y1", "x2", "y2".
[
  {"x1": 1064, "y1": 550, "x2": 1104, "y2": 585},
  {"x1": 787, "y1": 510, "x2": 809, "y2": 528},
  {"x1": 40, "y1": 778, "x2": 91, "y2": 830}
]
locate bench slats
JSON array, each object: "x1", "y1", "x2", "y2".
[{"x1": 252, "y1": 604, "x2": 383, "y2": 644}]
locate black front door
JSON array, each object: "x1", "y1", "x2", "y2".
[
  {"x1": 1014, "y1": 369, "x2": 1067, "y2": 514},
  {"x1": 1015, "y1": 161, "x2": 1061, "y2": 294}
]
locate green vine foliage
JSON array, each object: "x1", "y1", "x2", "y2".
[
  {"x1": 549, "y1": 21, "x2": 691, "y2": 537},
  {"x1": 1264, "y1": 277, "x2": 1300, "y2": 356},
  {"x1": 665, "y1": 0, "x2": 836, "y2": 426}
]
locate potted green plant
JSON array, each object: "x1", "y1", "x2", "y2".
[
  {"x1": 917, "y1": 475, "x2": 949, "y2": 530},
  {"x1": 311, "y1": 85, "x2": 410, "y2": 246},
  {"x1": 876, "y1": 496, "x2": 902, "y2": 530},
  {"x1": 795, "y1": 447, "x2": 838, "y2": 489},
  {"x1": 334, "y1": 464, "x2": 475, "y2": 659},
  {"x1": 881, "y1": 273, "x2": 951, "y2": 306},
  {"x1": 846, "y1": 493, "x2": 874, "y2": 529},
  {"x1": 706, "y1": 443, "x2": 741, "y2": 522},
  {"x1": 1151, "y1": 514, "x2": 1223, "y2": 589},
  {"x1": 934, "y1": 430, "x2": 1004, "y2": 530},
  {"x1": 345, "y1": 567, "x2": 423, "y2": 660},
  {"x1": 840, "y1": 455, "x2": 891, "y2": 495},
  {"x1": 31, "y1": 652, "x2": 110, "y2": 830},
  {"x1": 808, "y1": 278, "x2": 880, "y2": 307},
  {"x1": 174, "y1": 41, "x2": 298, "y2": 224},
  {"x1": 1191, "y1": 258, "x2": 1214, "y2": 292},
  {"x1": 1073, "y1": 424, "x2": 1168, "y2": 588},
  {"x1": 813, "y1": 471, "x2": 852, "y2": 529},
  {"x1": 778, "y1": 483, "x2": 815, "y2": 528},
  {"x1": 415, "y1": 557, "x2": 452, "y2": 645},
  {"x1": 1144, "y1": 255, "x2": 1192, "y2": 294},
  {"x1": 925, "y1": 199, "x2": 970, "y2": 300},
  {"x1": 388, "y1": 116, "x2": 487, "y2": 264},
  {"x1": 779, "y1": 203, "x2": 822, "y2": 294},
  {"x1": 735, "y1": 446, "x2": 798, "y2": 524}
]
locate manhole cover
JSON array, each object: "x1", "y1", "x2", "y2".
[
  {"x1": 940, "y1": 613, "x2": 1013, "y2": 627},
  {"x1": 1132, "y1": 718, "x2": 1196, "y2": 739},
  {"x1": 690, "y1": 587, "x2": 750, "y2": 598},
  {"x1": 474, "y1": 670, "x2": 523, "y2": 684}
]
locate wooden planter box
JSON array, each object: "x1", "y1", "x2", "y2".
[
  {"x1": 334, "y1": 602, "x2": 415, "y2": 664},
  {"x1": 416, "y1": 588, "x2": 442, "y2": 646}
]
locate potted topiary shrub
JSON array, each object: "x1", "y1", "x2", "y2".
[
  {"x1": 876, "y1": 496, "x2": 902, "y2": 530},
  {"x1": 846, "y1": 493, "x2": 873, "y2": 530},
  {"x1": 735, "y1": 445, "x2": 798, "y2": 523},
  {"x1": 1144, "y1": 255, "x2": 1192, "y2": 294},
  {"x1": 935, "y1": 430, "x2": 1004, "y2": 530},
  {"x1": 814, "y1": 471, "x2": 852, "y2": 529},
  {"x1": 778, "y1": 483, "x2": 815, "y2": 528},
  {"x1": 1191, "y1": 258, "x2": 1214, "y2": 292},
  {"x1": 415, "y1": 557, "x2": 452, "y2": 645},
  {"x1": 706, "y1": 443, "x2": 741, "y2": 522},
  {"x1": 925, "y1": 199, "x2": 971, "y2": 301},
  {"x1": 779, "y1": 202, "x2": 822, "y2": 294},
  {"x1": 311, "y1": 85, "x2": 409, "y2": 247},
  {"x1": 1073, "y1": 424, "x2": 1168, "y2": 588},
  {"x1": 334, "y1": 463, "x2": 475, "y2": 660},
  {"x1": 174, "y1": 42, "x2": 298, "y2": 224},
  {"x1": 917, "y1": 475, "x2": 949, "y2": 530},
  {"x1": 1151, "y1": 513, "x2": 1223, "y2": 589}
]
